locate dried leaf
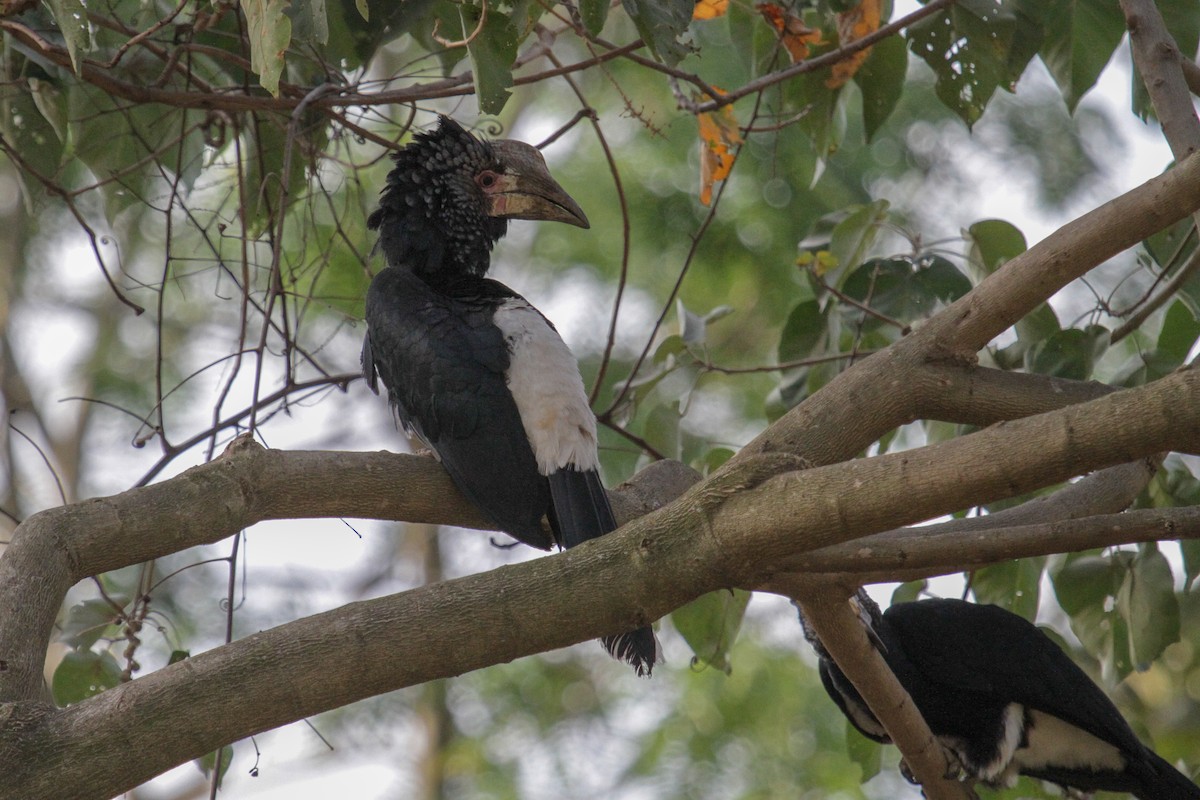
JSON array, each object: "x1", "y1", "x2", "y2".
[
  {"x1": 756, "y1": 3, "x2": 822, "y2": 63},
  {"x1": 697, "y1": 91, "x2": 741, "y2": 206},
  {"x1": 693, "y1": 0, "x2": 728, "y2": 20},
  {"x1": 828, "y1": 0, "x2": 882, "y2": 88}
]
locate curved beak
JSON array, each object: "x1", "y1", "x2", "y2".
[{"x1": 487, "y1": 140, "x2": 590, "y2": 229}]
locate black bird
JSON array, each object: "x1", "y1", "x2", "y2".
[
  {"x1": 361, "y1": 116, "x2": 660, "y2": 676},
  {"x1": 798, "y1": 592, "x2": 1199, "y2": 799}
]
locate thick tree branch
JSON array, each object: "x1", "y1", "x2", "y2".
[
  {"x1": 783, "y1": 458, "x2": 1160, "y2": 578},
  {"x1": 1116, "y1": 0, "x2": 1200, "y2": 350},
  {"x1": 790, "y1": 583, "x2": 972, "y2": 800},
  {"x1": 916, "y1": 363, "x2": 1116, "y2": 425},
  {"x1": 784, "y1": 506, "x2": 1199, "y2": 583},
  {"x1": 1121, "y1": 0, "x2": 1200, "y2": 162}
]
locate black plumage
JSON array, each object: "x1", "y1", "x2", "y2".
[
  {"x1": 362, "y1": 117, "x2": 659, "y2": 676},
  {"x1": 799, "y1": 592, "x2": 1199, "y2": 799}
]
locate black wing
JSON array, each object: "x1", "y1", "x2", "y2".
[
  {"x1": 883, "y1": 599, "x2": 1147, "y2": 758},
  {"x1": 363, "y1": 266, "x2": 553, "y2": 549}
]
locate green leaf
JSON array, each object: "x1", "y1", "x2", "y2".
[
  {"x1": 64, "y1": 85, "x2": 209, "y2": 220},
  {"x1": 28, "y1": 78, "x2": 68, "y2": 144},
  {"x1": 1051, "y1": 550, "x2": 1137, "y2": 680},
  {"x1": 355, "y1": 0, "x2": 368, "y2": 20},
  {"x1": 45, "y1": 0, "x2": 91, "y2": 74},
  {"x1": 856, "y1": 34, "x2": 908, "y2": 140},
  {"x1": 672, "y1": 588, "x2": 752, "y2": 674},
  {"x1": 621, "y1": 0, "x2": 694, "y2": 66},
  {"x1": 693, "y1": 446, "x2": 735, "y2": 475},
  {"x1": 241, "y1": 0, "x2": 293, "y2": 96},
  {"x1": 292, "y1": 0, "x2": 330, "y2": 45},
  {"x1": 1016, "y1": 302, "x2": 1062, "y2": 347},
  {"x1": 1109, "y1": 608, "x2": 1133, "y2": 681},
  {"x1": 890, "y1": 580, "x2": 927, "y2": 605},
  {"x1": 966, "y1": 218, "x2": 1027, "y2": 278},
  {"x1": 783, "y1": 39, "x2": 843, "y2": 158},
  {"x1": 1039, "y1": 0, "x2": 1125, "y2": 112},
  {"x1": 844, "y1": 722, "x2": 883, "y2": 781},
  {"x1": 240, "y1": 115, "x2": 321, "y2": 235},
  {"x1": 196, "y1": 745, "x2": 235, "y2": 787},
  {"x1": 771, "y1": 299, "x2": 830, "y2": 413},
  {"x1": 842, "y1": 256, "x2": 972, "y2": 332},
  {"x1": 907, "y1": 1, "x2": 1032, "y2": 126},
  {"x1": 677, "y1": 299, "x2": 707, "y2": 345},
  {"x1": 579, "y1": 0, "x2": 610, "y2": 36},
  {"x1": 675, "y1": 300, "x2": 733, "y2": 346},
  {"x1": 970, "y1": 557, "x2": 1044, "y2": 620},
  {"x1": 1156, "y1": 301, "x2": 1200, "y2": 365},
  {"x1": 827, "y1": 200, "x2": 891, "y2": 287},
  {"x1": 778, "y1": 300, "x2": 826, "y2": 362},
  {"x1": 168, "y1": 649, "x2": 191, "y2": 665},
  {"x1": 1113, "y1": 302, "x2": 1200, "y2": 386},
  {"x1": 1026, "y1": 324, "x2": 1109, "y2": 380},
  {"x1": 1143, "y1": 216, "x2": 1194, "y2": 273},
  {"x1": 641, "y1": 400, "x2": 683, "y2": 460},
  {"x1": 466, "y1": 8, "x2": 519, "y2": 115},
  {"x1": 1050, "y1": 552, "x2": 1117, "y2": 616},
  {"x1": 2, "y1": 90, "x2": 65, "y2": 206},
  {"x1": 1116, "y1": 544, "x2": 1180, "y2": 669},
  {"x1": 60, "y1": 599, "x2": 123, "y2": 650},
  {"x1": 52, "y1": 649, "x2": 123, "y2": 705}
]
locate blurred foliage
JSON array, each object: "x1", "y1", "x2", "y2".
[{"x1": 3, "y1": 0, "x2": 1200, "y2": 796}]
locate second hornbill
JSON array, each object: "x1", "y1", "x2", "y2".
[
  {"x1": 361, "y1": 116, "x2": 659, "y2": 676},
  {"x1": 799, "y1": 592, "x2": 1199, "y2": 799}
]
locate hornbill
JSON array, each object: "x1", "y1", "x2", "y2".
[
  {"x1": 798, "y1": 592, "x2": 1199, "y2": 799},
  {"x1": 361, "y1": 116, "x2": 660, "y2": 676}
]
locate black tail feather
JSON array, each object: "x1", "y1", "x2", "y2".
[
  {"x1": 548, "y1": 468, "x2": 662, "y2": 677},
  {"x1": 547, "y1": 468, "x2": 616, "y2": 549},
  {"x1": 1135, "y1": 750, "x2": 1200, "y2": 800},
  {"x1": 603, "y1": 627, "x2": 662, "y2": 677}
]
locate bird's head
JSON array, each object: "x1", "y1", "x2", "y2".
[
  {"x1": 369, "y1": 116, "x2": 588, "y2": 279},
  {"x1": 795, "y1": 589, "x2": 886, "y2": 658}
]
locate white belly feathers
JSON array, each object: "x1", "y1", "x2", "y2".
[{"x1": 493, "y1": 298, "x2": 601, "y2": 475}]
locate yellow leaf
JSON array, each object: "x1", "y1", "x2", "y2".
[
  {"x1": 693, "y1": 0, "x2": 729, "y2": 20},
  {"x1": 756, "y1": 3, "x2": 823, "y2": 63},
  {"x1": 697, "y1": 93, "x2": 742, "y2": 206},
  {"x1": 827, "y1": 0, "x2": 882, "y2": 88}
]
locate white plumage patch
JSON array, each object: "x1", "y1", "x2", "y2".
[
  {"x1": 1014, "y1": 709, "x2": 1126, "y2": 775},
  {"x1": 973, "y1": 702, "x2": 1030, "y2": 786},
  {"x1": 493, "y1": 298, "x2": 600, "y2": 474}
]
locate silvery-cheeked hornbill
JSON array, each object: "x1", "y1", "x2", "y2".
[
  {"x1": 799, "y1": 592, "x2": 1199, "y2": 798},
  {"x1": 361, "y1": 116, "x2": 660, "y2": 676}
]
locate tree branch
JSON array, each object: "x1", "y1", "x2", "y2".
[
  {"x1": 785, "y1": 505, "x2": 1194, "y2": 582},
  {"x1": 790, "y1": 583, "x2": 972, "y2": 800},
  {"x1": 1121, "y1": 0, "x2": 1200, "y2": 162}
]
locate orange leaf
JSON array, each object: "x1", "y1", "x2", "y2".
[
  {"x1": 693, "y1": 0, "x2": 729, "y2": 20},
  {"x1": 756, "y1": 3, "x2": 823, "y2": 63},
  {"x1": 697, "y1": 96, "x2": 742, "y2": 206},
  {"x1": 826, "y1": 0, "x2": 882, "y2": 88}
]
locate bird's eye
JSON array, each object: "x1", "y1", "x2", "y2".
[{"x1": 477, "y1": 171, "x2": 498, "y2": 189}]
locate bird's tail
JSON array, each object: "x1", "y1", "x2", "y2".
[
  {"x1": 604, "y1": 628, "x2": 662, "y2": 677},
  {"x1": 548, "y1": 468, "x2": 662, "y2": 677},
  {"x1": 1136, "y1": 750, "x2": 1200, "y2": 800}
]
